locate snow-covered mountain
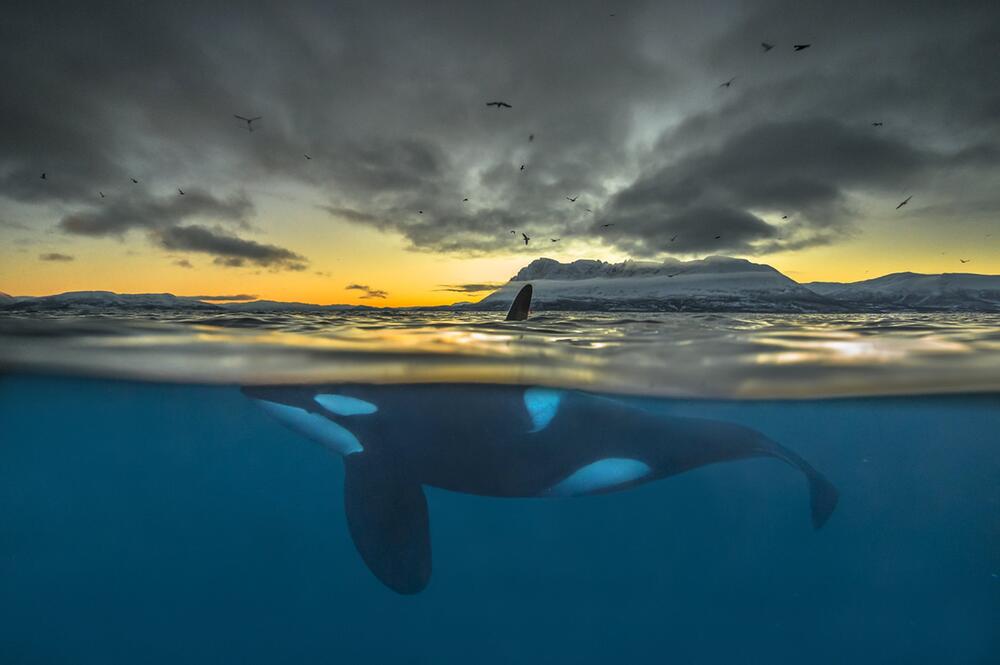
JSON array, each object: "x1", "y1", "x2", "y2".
[
  {"x1": 473, "y1": 257, "x2": 842, "y2": 312},
  {"x1": 1, "y1": 291, "x2": 222, "y2": 310},
  {"x1": 805, "y1": 272, "x2": 1000, "y2": 311}
]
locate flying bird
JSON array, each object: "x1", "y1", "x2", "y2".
[
  {"x1": 99, "y1": 191, "x2": 105, "y2": 198},
  {"x1": 178, "y1": 188, "x2": 185, "y2": 195},
  {"x1": 463, "y1": 198, "x2": 469, "y2": 202},
  {"x1": 486, "y1": 101, "x2": 512, "y2": 109},
  {"x1": 872, "y1": 121, "x2": 883, "y2": 127},
  {"x1": 551, "y1": 238, "x2": 560, "y2": 242},
  {"x1": 529, "y1": 134, "x2": 534, "y2": 142},
  {"x1": 234, "y1": 114, "x2": 261, "y2": 131},
  {"x1": 418, "y1": 210, "x2": 424, "y2": 214},
  {"x1": 670, "y1": 234, "x2": 678, "y2": 242},
  {"x1": 584, "y1": 208, "x2": 592, "y2": 213},
  {"x1": 39, "y1": 172, "x2": 46, "y2": 180},
  {"x1": 130, "y1": 178, "x2": 139, "y2": 184},
  {"x1": 304, "y1": 154, "x2": 312, "y2": 160},
  {"x1": 896, "y1": 195, "x2": 912, "y2": 210},
  {"x1": 510, "y1": 230, "x2": 516, "y2": 235},
  {"x1": 782, "y1": 215, "x2": 788, "y2": 219},
  {"x1": 793, "y1": 44, "x2": 811, "y2": 51},
  {"x1": 719, "y1": 77, "x2": 737, "y2": 88},
  {"x1": 601, "y1": 223, "x2": 614, "y2": 228},
  {"x1": 520, "y1": 164, "x2": 525, "y2": 171},
  {"x1": 761, "y1": 42, "x2": 775, "y2": 51},
  {"x1": 522, "y1": 233, "x2": 530, "y2": 245},
  {"x1": 566, "y1": 196, "x2": 578, "y2": 202},
  {"x1": 714, "y1": 235, "x2": 722, "y2": 239},
  {"x1": 959, "y1": 258, "x2": 970, "y2": 263}
]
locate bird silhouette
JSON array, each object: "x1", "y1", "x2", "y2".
[
  {"x1": 418, "y1": 210, "x2": 424, "y2": 214},
  {"x1": 551, "y1": 238, "x2": 560, "y2": 242},
  {"x1": 601, "y1": 223, "x2": 614, "y2": 228},
  {"x1": 782, "y1": 215, "x2": 788, "y2": 219},
  {"x1": 99, "y1": 191, "x2": 105, "y2": 198},
  {"x1": 584, "y1": 208, "x2": 593, "y2": 213},
  {"x1": 872, "y1": 122, "x2": 883, "y2": 127},
  {"x1": 520, "y1": 164, "x2": 525, "y2": 171},
  {"x1": 486, "y1": 101, "x2": 512, "y2": 109},
  {"x1": 39, "y1": 172, "x2": 46, "y2": 180},
  {"x1": 234, "y1": 115, "x2": 261, "y2": 131},
  {"x1": 896, "y1": 195, "x2": 912, "y2": 210},
  {"x1": 510, "y1": 230, "x2": 516, "y2": 235},
  {"x1": 522, "y1": 233, "x2": 530, "y2": 245},
  {"x1": 130, "y1": 178, "x2": 139, "y2": 184},
  {"x1": 566, "y1": 196, "x2": 578, "y2": 202},
  {"x1": 761, "y1": 42, "x2": 775, "y2": 51},
  {"x1": 463, "y1": 198, "x2": 469, "y2": 202},
  {"x1": 793, "y1": 44, "x2": 811, "y2": 51},
  {"x1": 720, "y1": 77, "x2": 737, "y2": 88},
  {"x1": 959, "y1": 258, "x2": 970, "y2": 263},
  {"x1": 670, "y1": 234, "x2": 678, "y2": 242},
  {"x1": 529, "y1": 134, "x2": 534, "y2": 142},
  {"x1": 178, "y1": 188, "x2": 185, "y2": 195},
  {"x1": 714, "y1": 235, "x2": 722, "y2": 239},
  {"x1": 304, "y1": 154, "x2": 312, "y2": 160}
]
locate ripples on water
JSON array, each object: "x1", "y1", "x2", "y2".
[{"x1": 2, "y1": 309, "x2": 999, "y2": 397}]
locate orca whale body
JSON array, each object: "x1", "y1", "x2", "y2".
[{"x1": 243, "y1": 384, "x2": 838, "y2": 594}]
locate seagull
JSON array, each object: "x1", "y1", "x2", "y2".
[
  {"x1": 522, "y1": 233, "x2": 530, "y2": 245},
  {"x1": 670, "y1": 234, "x2": 678, "y2": 242},
  {"x1": 714, "y1": 234, "x2": 722, "y2": 239},
  {"x1": 601, "y1": 223, "x2": 614, "y2": 228},
  {"x1": 584, "y1": 208, "x2": 592, "y2": 213},
  {"x1": 463, "y1": 198, "x2": 469, "y2": 202},
  {"x1": 486, "y1": 101, "x2": 512, "y2": 109},
  {"x1": 793, "y1": 44, "x2": 811, "y2": 51},
  {"x1": 761, "y1": 42, "x2": 775, "y2": 51},
  {"x1": 130, "y1": 178, "x2": 139, "y2": 184},
  {"x1": 39, "y1": 172, "x2": 46, "y2": 180},
  {"x1": 99, "y1": 191, "x2": 105, "y2": 198},
  {"x1": 566, "y1": 196, "x2": 578, "y2": 202},
  {"x1": 234, "y1": 115, "x2": 261, "y2": 131},
  {"x1": 418, "y1": 210, "x2": 424, "y2": 214},
  {"x1": 872, "y1": 122, "x2": 883, "y2": 127},
  {"x1": 896, "y1": 195, "x2": 912, "y2": 210},
  {"x1": 959, "y1": 258, "x2": 970, "y2": 263},
  {"x1": 551, "y1": 238, "x2": 560, "y2": 242},
  {"x1": 719, "y1": 77, "x2": 737, "y2": 88},
  {"x1": 520, "y1": 164, "x2": 525, "y2": 171},
  {"x1": 304, "y1": 154, "x2": 312, "y2": 160},
  {"x1": 510, "y1": 230, "x2": 516, "y2": 235},
  {"x1": 178, "y1": 188, "x2": 185, "y2": 195},
  {"x1": 782, "y1": 215, "x2": 788, "y2": 219}
]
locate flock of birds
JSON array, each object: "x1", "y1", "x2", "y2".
[{"x1": 33, "y1": 38, "x2": 977, "y2": 267}]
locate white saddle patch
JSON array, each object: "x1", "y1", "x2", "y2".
[
  {"x1": 314, "y1": 394, "x2": 378, "y2": 416},
  {"x1": 546, "y1": 458, "x2": 652, "y2": 497},
  {"x1": 524, "y1": 388, "x2": 562, "y2": 433},
  {"x1": 254, "y1": 399, "x2": 363, "y2": 456}
]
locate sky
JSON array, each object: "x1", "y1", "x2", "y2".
[{"x1": 1, "y1": 0, "x2": 998, "y2": 306}]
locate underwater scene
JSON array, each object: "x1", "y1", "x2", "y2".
[{"x1": 1, "y1": 312, "x2": 998, "y2": 664}]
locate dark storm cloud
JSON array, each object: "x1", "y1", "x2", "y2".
[
  {"x1": 345, "y1": 284, "x2": 388, "y2": 299},
  {"x1": 1, "y1": 0, "x2": 998, "y2": 258},
  {"x1": 156, "y1": 225, "x2": 307, "y2": 270},
  {"x1": 58, "y1": 190, "x2": 252, "y2": 237},
  {"x1": 435, "y1": 283, "x2": 504, "y2": 293},
  {"x1": 39, "y1": 252, "x2": 74, "y2": 262}
]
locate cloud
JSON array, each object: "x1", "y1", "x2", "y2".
[
  {"x1": 173, "y1": 258, "x2": 194, "y2": 268},
  {"x1": 435, "y1": 283, "x2": 503, "y2": 293},
  {"x1": 345, "y1": 283, "x2": 388, "y2": 299},
  {"x1": 155, "y1": 225, "x2": 307, "y2": 270},
  {"x1": 59, "y1": 190, "x2": 252, "y2": 237},
  {"x1": 185, "y1": 294, "x2": 258, "y2": 301},
  {"x1": 39, "y1": 252, "x2": 74, "y2": 261}
]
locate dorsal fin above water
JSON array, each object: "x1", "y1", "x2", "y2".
[{"x1": 505, "y1": 284, "x2": 532, "y2": 321}]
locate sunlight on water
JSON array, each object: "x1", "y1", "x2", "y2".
[{"x1": 2, "y1": 310, "x2": 999, "y2": 397}]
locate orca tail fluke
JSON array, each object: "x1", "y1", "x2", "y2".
[
  {"x1": 765, "y1": 440, "x2": 839, "y2": 529},
  {"x1": 505, "y1": 284, "x2": 532, "y2": 321}
]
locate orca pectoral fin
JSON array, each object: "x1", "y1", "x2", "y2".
[
  {"x1": 343, "y1": 455, "x2": 431, "y2": 594},
  {"x1": 767, "y1": 442, "x2": 839, "y2": 529}
]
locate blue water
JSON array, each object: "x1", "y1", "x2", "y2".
[{"x1": 1, "y1": 374, "x2": 997, "y2": 664}]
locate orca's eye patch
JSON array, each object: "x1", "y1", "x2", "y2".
[{"x1": 314, "y1": 394, "x2": 378, "y2": 416}]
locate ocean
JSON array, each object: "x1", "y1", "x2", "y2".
[{"x1": 1, "y1": 310, "x2": 998, "y2": 664}]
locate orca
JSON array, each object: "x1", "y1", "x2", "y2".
[{"x1": 242, "y1": 383, "x2": 839, "y2": 594}]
